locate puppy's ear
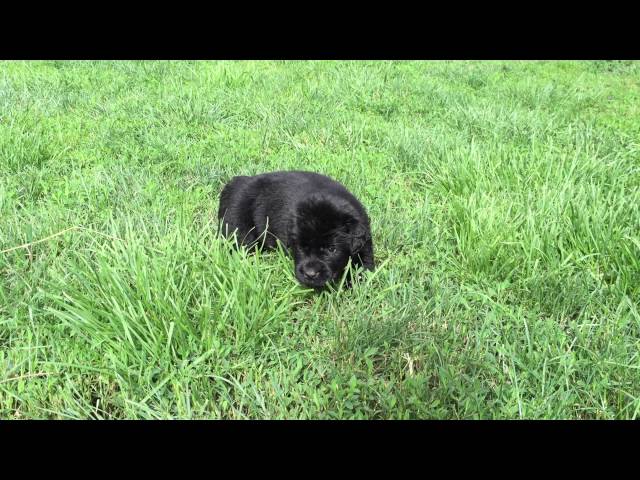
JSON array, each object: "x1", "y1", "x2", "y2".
[{"x1": 349, "y1": 223, "x2": 370, "y2": 254}]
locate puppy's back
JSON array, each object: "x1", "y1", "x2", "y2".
[
  {"x1": 217, "y1": 175, "x2": 256, "y2": 239},
  {"x1": 218, "y1": 171, "x2": 369, "y2": 247},
  {"x1": 256, "y1": 171, "x2": 366, "y2": 212}
]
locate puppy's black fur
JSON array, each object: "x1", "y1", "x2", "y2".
[{"x1": 218, "y1": 171, "x2": 374, "y2": 288}]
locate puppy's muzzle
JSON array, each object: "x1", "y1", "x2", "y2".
[
  {"x1": 296, "y1": 261, "x2": 330, "y2": 287},
  {"x1": 302, "y1": 265, "x2": 320, "y2": 279}
]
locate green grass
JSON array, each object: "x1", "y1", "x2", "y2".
[{"x1": 1, "y1": 60, "x2": 639, "y2": 419}]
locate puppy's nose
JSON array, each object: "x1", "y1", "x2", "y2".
[{"x1": 303, "y1": 267, "x2": 319, "y2": 279}]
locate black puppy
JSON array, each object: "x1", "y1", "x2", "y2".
[{"x1": 218, "y1": 171, "x2": 374, "y2": 288}]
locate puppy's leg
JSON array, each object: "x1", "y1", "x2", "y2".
[
  {"x1": 353, "y1": 239, "x2": 375, "y2": 271},
  {"x1": 336, "y1": 244, "x2": 372, "y2": 288}
]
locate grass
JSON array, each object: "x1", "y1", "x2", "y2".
[{"x1": 1, "y1": 60, "x2": 639, "y2": 419}]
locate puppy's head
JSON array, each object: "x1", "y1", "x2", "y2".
[{"x1": 289, "y1": 194, "x2": 370, "y2": 289}]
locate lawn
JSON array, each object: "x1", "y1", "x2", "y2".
[{"x1": 1, "y1": 60, "x2": 639, "y2": 419}]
